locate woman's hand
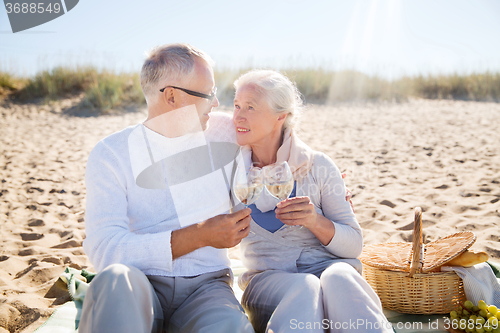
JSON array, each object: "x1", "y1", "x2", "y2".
[
  {"x1": 276, "y1": 196, "x2": 336, "y2": 245},
  {"x1": 275, "y1": 196, "x2": 319, "y2": 229}
]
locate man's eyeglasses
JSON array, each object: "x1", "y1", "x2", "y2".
[{"x1": 160, "y1": 86, "x2": 217, "y2": 101}]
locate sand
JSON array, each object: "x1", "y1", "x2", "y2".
[{"x1": 0, "y1": 98, "x2": 499, "y2": 332}]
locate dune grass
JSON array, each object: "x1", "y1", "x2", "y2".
[
  {"x1": 10, "y1": 67, "x2": 144, "y2": 110},
  {"x1": 214, "y1": 69, "x2": 500, "y2": 104},
  {"x1": 81, "y1": 72, "x2": 144, "y2": 110},
  {"x1": 412, "y1": 72, "x2": 500, "y2": 101},
  {"x1": 15, "y1": 67, "x2": 94, "y2": 101},
  {"x1": 0, "y1": 71, "x2": 26, "y2": 95},
  {"x1": 2, "y1": 66, "x2": 499, "y2": 110},
  {"x1": 282, "y1": 69, "x2": 500, "y2": 103},
  {"x1": 0, "y1": 72, "x2": 17, "y2": 91}
]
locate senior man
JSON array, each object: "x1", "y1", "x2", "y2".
[{"x1": 80, "y1": 43, "x2": 254, "y2": 333}]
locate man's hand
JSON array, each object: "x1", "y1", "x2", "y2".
[
  {"x1": 199, "y1": 208, "x2": 252, "y2": 249},
  {"x1": 342, "y1": 173, "x2": 355, "y2": 213},
  {"x1": 171, "y1": 208, "x2": 251, "y2": 260}
]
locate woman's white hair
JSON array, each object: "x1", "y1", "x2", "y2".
[
  {"x1": 140, "y1": 43, "x2": 214, "y2": 105},
  {"x1": 234, "y1": 69, "x2": 303, "y2": 129}
]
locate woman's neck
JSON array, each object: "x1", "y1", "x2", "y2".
[{"x1": 250, "y1": 129, "x2": 284, "y2": 167}]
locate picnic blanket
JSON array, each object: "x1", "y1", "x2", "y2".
[
  {"x1": 33, "y1": 268, "x2": 95, "y2": 333},
  {"x1": 34, "y1": 261, "x2": 500, "y2": 333}
]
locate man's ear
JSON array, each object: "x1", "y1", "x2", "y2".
[
  {"x1": 278, "y1": 113, "x2": 287, "y2": 121},
  {"x1": 162, "y1": 87, "x2": 176, "y2": 106}
]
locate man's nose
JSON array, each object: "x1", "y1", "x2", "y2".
[{"x1": 211, "y1": 96, "x2": 219, "y2": 107}]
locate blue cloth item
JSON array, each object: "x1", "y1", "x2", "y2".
[{"x1": 249, "y1": 182, "x2": 296, "y2": 233}]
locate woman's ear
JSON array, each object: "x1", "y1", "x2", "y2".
[{"x1": 278, "y1": 114, "x2": 287, "y2": 121}]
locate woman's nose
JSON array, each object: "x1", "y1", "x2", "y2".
[{"x1": 234, "y1": 110, "x2": 245, "y2": 122}]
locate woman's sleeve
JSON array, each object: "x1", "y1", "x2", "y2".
[
  {"x1": 313, "y1": 153, "x2": 363, "y2": 258},
  {"x1": 83, "y1": 141, "x2": 174, "y2": 273}
]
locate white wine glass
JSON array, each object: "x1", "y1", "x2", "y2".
[
  {"x1": 263, "y1": 161, "x2": 300, "y2": 229},
  {"x1": 263, "y1": 161, "x2": 294, "y2": 201},
  {"x1": 232, "y1": 164, "x2": 264, "y2": 207}
]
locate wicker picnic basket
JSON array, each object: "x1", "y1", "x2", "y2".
[{"x1": 359, "y1": 207, "x2": 475, "y2": 314}]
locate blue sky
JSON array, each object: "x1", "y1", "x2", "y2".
[{"x1": 1, "y1": 0, "x2": 500, "y2": 79}]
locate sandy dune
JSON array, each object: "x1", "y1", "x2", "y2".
[{"x1": 0, "y1": 98, "x2": 499, "y2": 332}]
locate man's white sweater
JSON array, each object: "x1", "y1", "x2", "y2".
[{"x1": 83, "y1": 112, "x2": 238, "y2": 277}]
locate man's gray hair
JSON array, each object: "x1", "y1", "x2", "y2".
[
  {"x1": 140, "y1": 43, "x2": 214, "y2": 104},
  {"x1": 234, "y1": 70, "x2": 303, "y2": 129}
]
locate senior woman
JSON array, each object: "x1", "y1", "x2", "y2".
[{"x1": 232, "y1": 70, "x2": 392, "y2": 333}]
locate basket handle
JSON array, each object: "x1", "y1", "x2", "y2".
[{"x1": 408, "y1": 207, "x2": 423, "y2": 277}]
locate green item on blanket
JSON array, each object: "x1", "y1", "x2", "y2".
[{"x1": 488, "y1": 261, "x2": 500, "y2": 278}]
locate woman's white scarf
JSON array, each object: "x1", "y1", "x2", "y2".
[{"x1": 239, "y1": 127, "x2": 314, "y2": 212}]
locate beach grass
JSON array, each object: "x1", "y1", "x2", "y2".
[
  {"x1": 81, "y1": 72, "x2": 144, "y2": 110},
  {"x1": 10, "y1": 67, "x2": 145, "y2": 109},
  {"x1": 284, "y1": 69, "x2": 500, "y2": 103},
  {"x1": 412, "y1": 72, "x2": 500, "y2": 101},
  {"x1": 0, "y1": 72, "x2": 17, "y2": 91},
  {"x1": 0, "y1": 71, "x2": 25, "y2": 94},
  {"x1": 2, "y1": 66, "x2": 499, "y2": 109}
]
